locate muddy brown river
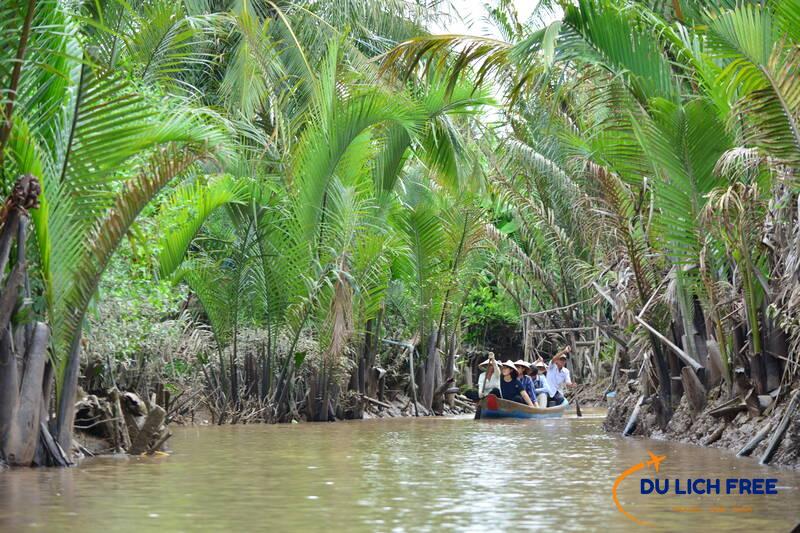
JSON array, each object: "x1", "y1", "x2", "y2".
[{"x1": 0, "y1": 409, "x2": 798, "y2": 532}]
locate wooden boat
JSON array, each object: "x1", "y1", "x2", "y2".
[{"x1": 476, "y1": 393, "x2": 568, "y2": 419}]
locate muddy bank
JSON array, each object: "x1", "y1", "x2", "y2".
[
  {"x1": 177, "y1": 391, "x2": 476, "y2": 425},
  {"x1": 604, "y1": 377, "x2": 800, "y2": 469},
  {"x1": 573, "y1": 378, "x2": 612, "y2": 408},
  {"x1": 359, "y1": 391, "x2": 475, "y2": 419}
]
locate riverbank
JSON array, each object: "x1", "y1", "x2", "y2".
[
  {"x1": 604, "y1": 377, "x2": 800, "y2": 470},
  {"x1": 340, "y1": 391, "x2": 474, "y2": 419}
]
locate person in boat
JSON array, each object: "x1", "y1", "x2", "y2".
[
  {"x1": 545, "y1": 346, "x2": 574, "y2": 406},
  {"x1": 493, "y1": 360, "x2": 535, "y2": 407},
  {"x1": 514, "y1": 360, "x2": 536, "y2": 404},
  {"x1": 533, "y1": 356, "x2": 565, "y2": 407},
  {"x1": 531, "y1": 360, "x2": 554, "y2": 408},
  {"x1": 465, "y1": 352, "x2": 501, "y2": 401}
]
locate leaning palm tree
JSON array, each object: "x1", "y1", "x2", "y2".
[{"x1": 0, "y1": 0, "x2": 228, "y2": 461}]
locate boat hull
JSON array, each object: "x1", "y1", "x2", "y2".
[{"x1": 477, "y1": 394, "x2": 568, "y2": 419}]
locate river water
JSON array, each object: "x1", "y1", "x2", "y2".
[{"x1": 0, "y1": 409, "x2": 798, "y2": 532}]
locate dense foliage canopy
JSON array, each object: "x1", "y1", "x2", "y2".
[{"x1": 1, "y1": 0, "x2": 798, "y2": 447}]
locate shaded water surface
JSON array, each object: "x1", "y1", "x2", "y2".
[{"x1": 0, "y1": 410, "x2": 798, "y2": 532}]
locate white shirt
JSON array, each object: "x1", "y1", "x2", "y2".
[
  {"x1": 546, "y1": 362, "x2": 572, "y2": 393},
  {"x1": 477, "y1": 364, "x2": 501, "y2": 396}
]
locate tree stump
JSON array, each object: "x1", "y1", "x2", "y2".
[
  {"x1": 680, "y1": 367, "x2": 706, "y2": 412},
  {"x1": 128, "y1": 405, "x2": 165, "y2": 455}
]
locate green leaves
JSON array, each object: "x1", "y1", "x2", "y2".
[
  {"x1": 158, "y1": 176, "x2": 252, "y2": 278},
  {"x1": 563, "y1": 0, "x2": 680, "y2": 104},
  {"x1": 707, "y1": 3, "x2": 775, "y2": 70},
  {"x1": 292, "y1": 70, "x2": 424, "y2": 240},
  {"x1": 639, "y1": 98, "x2": 732, "y2": 266},
  {"x1": 708, "y1": 3, "x2": 800, "y2": 165}
]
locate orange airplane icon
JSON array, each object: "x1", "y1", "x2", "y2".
[
  {"x1": 646, "y1": 451, "x2": 666, "y2": 473},
  {"x1": 613, "y1": 451, "x2": 668, "y2": 526}
]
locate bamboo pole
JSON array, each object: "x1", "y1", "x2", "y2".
[
  {"x1": 634, "y1": 316, "x2": 703, "y2": 372},
  {"x1": 521, "y1": 297, "x2": 597, "y2": 318}
]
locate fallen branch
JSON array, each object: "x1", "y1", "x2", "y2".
[
  {"x1": 148, "y1": 429, "x2": 172, "y2": 455},
  {"x1": 128, "y1": 405, "x2": 165, "y2": 455},
  {"x1": 74, "y1": 416, "x2": 122, "y2": 430},
  {"x1": 634, "y1": 316, "x2": 702, "y2": 372},
  {"x1": 623, "y1": 395, "x2": 645, "y2": 437},
  {"x1": 453, "y1": 397, "x2": 473, "y2": 410},
  {"x1": 708, "y1": 397, "x2": 747, "y2": 418},
  {"x1": 364, "y1": 395, "x2": 393, "y2": 410},
  {"x1": 737, "y1": 420, "x2": 774, "y2": 457},
  {"x1": 701, "y1": 423, "x2": 726, "y2": 446},
  {"x1": 681, "y1": 367, "x2": 706, "y2": 412},
  {"x1": 759, "y1": 389, "x2": 800, "y2": 465}
]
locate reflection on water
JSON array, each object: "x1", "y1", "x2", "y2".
[{"x1": 0, "y1": 409, "x2": 797, "y2": 532}]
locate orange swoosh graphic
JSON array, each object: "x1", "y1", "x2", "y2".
[{"x1": 613, "y1": 450, "x2": 665, "y2": 527}]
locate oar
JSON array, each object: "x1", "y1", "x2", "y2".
[{"x1": 574, "y1": 390, "x2": 583, "y2": 417}]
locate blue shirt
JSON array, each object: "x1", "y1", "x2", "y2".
[
  {"x1": 518, "y1": 375, "x2": 535, "y2": 400},
  {"x1": 499, "y1": 377, "x2": 524, "y2": 400}
]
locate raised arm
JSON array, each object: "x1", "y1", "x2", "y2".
[{"x1": 551, "y1": 345, "x2": 571, "y2": 362}]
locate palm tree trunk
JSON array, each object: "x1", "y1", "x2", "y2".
[
  {"x1": 56, "y1": 323, "x2": 83, "y2": 452},
  {"x1": 230, "y1": 321, "x2": 239, "y2": 409}
]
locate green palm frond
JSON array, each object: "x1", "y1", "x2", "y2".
[
  {"x1": 176, "y1": 256, "x2": 236, "y2": 345},
  {"x1": 219, "y1": 3, "x2": 286, "y2": 117},
  {"x1": 292, "y1": 43, "x2": 425, "y2": 240},
  {"x1": 127, "y1": 0, "x2": 214, "y2": 92},
  {"x1": 158, "y1": 175, "x2": 252, "y2": 278},
  {"x1": 397, "y1": 187, "x2": 447, "y2": 340},
  {"x1": 732, "y1": 43, "x2": 800, "y2": 166},
  {"x1": 636, "y1": 98, "x2": 732, "y2": 267},
  {"x1": 1, "y1": 0, "x2": 78, "y2": 167},
  {"x1": 53, "y1": 143, "x2": 217, "y2": 387},
  {"x1": 562, "y1": 0, "x2": 680, "y2": 104},
  {"x1": 374, "y1": 75, "x2": 492, "y2": 197},
  {"x1": 708, "y1": 3, "x2": 800, "y2": 164},
  {"x1": 381, "y1": 34, "x2": 513, "y2": 92},
  {"x1": 774, "y1": 0, "x2": 800, "y2": 43}
]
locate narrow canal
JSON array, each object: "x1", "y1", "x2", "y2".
[{"x1": 1, "y1": 410, "x2": 797, "y2": 532}]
